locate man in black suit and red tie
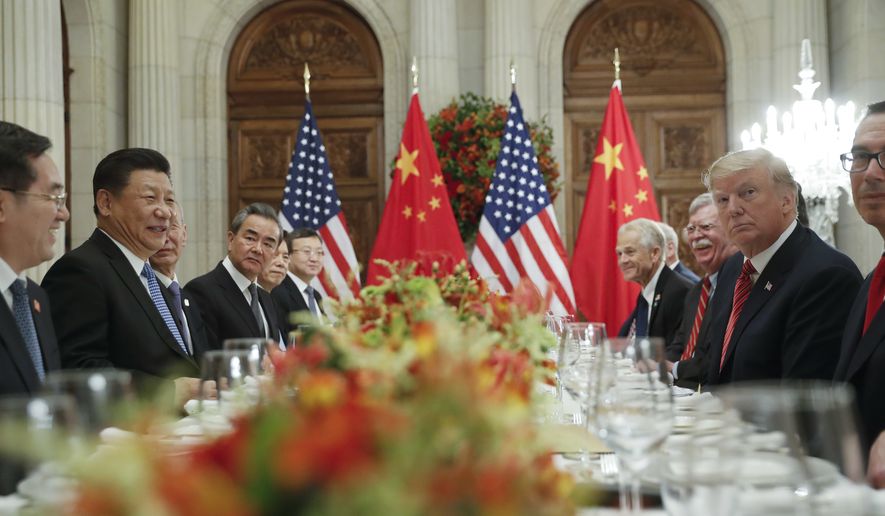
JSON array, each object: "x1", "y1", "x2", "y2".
[
  {"x1": 702, "y1": 148, "x2": 861, "y2": 385},
  {"x1": 184, "y1": 203, "x2": 283, "y2": 349},
  {"x1": 616, "y1": 217, "x2": 692, "y2": 353},
  {"x1": 832, "y1": 101, "x2": 885, "y2": 485},
  {"x1": 0, "y1": 123, "x2": 67, "y2": 397},
  {"x1": 271, "y1": 227, "x2": 326, "y2": 339},
  {"x1": 665, "y1": 192, "x2": 738, "y2": 388},
  {"x1": 42, "y1": 148, "x2": 203, "y2": 406}
]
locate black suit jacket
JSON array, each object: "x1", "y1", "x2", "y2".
[
  {"x1": 271, "y1": 275, "x2": 324, "y2": 337},
  {"x1": 673, "y1": 262, "x2": 700, "y2": 284},
  {"x1": 834, "y1": 271, "x2": 885, "y2": 452},
  {"x1": 706, "y1": 224, "x2": 862, "y2": 385},
  {"x1": 0, "y1": 280, "x2": 61, "y2": 395},
  {"x1": 670, "y1": 270, "x2": 728, "y2": 389},
  {"x1": 184, "y1": 262, "x2": 281, "y2": 350},
  {"x1": 618, "y1": 265, "x2": 693, "y2": 356},
  {"x1": 41, "y1": 230, "x2": 199, "y2": 387}
]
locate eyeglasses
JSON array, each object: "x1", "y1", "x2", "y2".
[
  {"x1": 293, "y1": 248, "x2": 325, "y2": 258},
  {"x1": 0, "y1": 187, "x2": 67, "y2": 210},
  {"x1": 683, "y1": 222, "x2": 718, "y2": 235},
  {"x1": 840, "y1": 150, "x2": 885, "y2": 173}
]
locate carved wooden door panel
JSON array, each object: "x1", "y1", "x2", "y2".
[
  {"x1": 227, "y1": 0, "x2": 383, "y2": 281},
  {"x1": 563, "y1": 0, "x2": 726, "y2": 274}
]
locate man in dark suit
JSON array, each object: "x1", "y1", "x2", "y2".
[
  {"x1": 149, "y1": 202, "x2": 209, "y2": 361},
  {"x1": 271, "y1": 228, "x2": 326, "y2": 339},
  {"x1": 0, "y1": 123, "x2": 67, "y2": 396},
  {"x1": 664, "y1": 193, "x2": 738, "y2": 388},
  {"x1": 184, "y1": 203, "x2": 282, "y2": 349},
  {"x1": 833, "y1": 101, "x2": 885, "y2": 476},
  {"x1": 41, "y1": 148, "x2": 202, "y2": 406},
  {"x1": 659, "y1": 221, "x2": 700, "y2": 284},
  {"x1": 616, "y1": 217, "x2": 692, "y2": 355},
  {"x1": 702, "y1": 148, "x2": 861, "y2": 385}
]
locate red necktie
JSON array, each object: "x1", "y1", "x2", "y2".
[
  {"x1": 681, "y1": 276, "x2": 711, "y2": 360},
  {"x1": 863, "y1": 255, "x2": 885, "y2": 334},
  {"x1": 720, "y1": 260, "x2": 756, "y2": 371}
]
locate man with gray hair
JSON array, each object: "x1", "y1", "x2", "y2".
[
  {"x1": 184, "y1": 202, "x2": 283, "y2": 349},
  {"x1": 658, "y1": 221, "x2": 700, "y2": 283},
  {"x1": 615, "y1": 217, "x2": 692, "y2": 354},
  {"x1": 702, "y1": 148, "x2": 861, "y2": 385}
]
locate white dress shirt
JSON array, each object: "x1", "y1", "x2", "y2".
[{"x1": 222, "y1": 256, "x2": 271, "y2": 338}]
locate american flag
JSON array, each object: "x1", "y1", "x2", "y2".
[
  {"x1": 470, "y1": 92, "x2": 576, "y2": 315},
  {"x1": 279, "y1": 100, "x2": 361, "y2": 300}
]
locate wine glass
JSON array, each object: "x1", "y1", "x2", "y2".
[
  {"x1": 0, "y1": 394, "x2": 79, "y2": 497},
  {"x1": 717, "y1": 382, "x2": 870, "y2": 515},
  {"x1": 593, "y1": 337, "x2": 673, "y2": 513},
  {"x1": 198, "y1": 349, "x2": 261, "y2": 436},
  {"x1": 557, "y1": 322, "x2": 606, "y2": 473},
  {"x1": 43, "y1": 369, "x2": 135, "y2": 434},
  {"x1": 223, "y1": 338, "x2": 276, "y2": 374}
]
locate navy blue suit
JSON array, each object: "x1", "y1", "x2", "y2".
[
  {"x1": 673, "y1": 262, "x2": 700, "y2": 284},
  {"x1": 705, "y1": 224, "x2": 862, "y2": 385}
]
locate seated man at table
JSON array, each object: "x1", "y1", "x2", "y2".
[
  {"x1": 665, "y1": 193, "x2": 738, "y2": 388},
  {"x1": 42, "y1": 148, "x2": 202, "y2": 406},
  {"x1": 702, "y1": 148, "x2": 861, "y2": 385},
  {"x1": 658, "y1": 221, "x2": 700, "y2": 284},
  {"x1": 616, "y1": 217, "x2": 692, "y2": 354},
  {"x1": 271, "y1": 228, "x2": 326, "y2": 338}
]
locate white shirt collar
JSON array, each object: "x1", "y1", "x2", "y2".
[
  {"x1": 0, "y1": 257, "x2": 26, "y2": 292},
  {"x1": 288, "y1": 271, "x2": 311, "y2": 294},
  {"x1": 222, "y1": 255, "x2": 255, "y2": 293},
  {"x1": 155, "y1": 271, "x2": 178, "y2": 288},
  {"x1": 100, "y1": 229, "x2": 149, "y2": 278},
  {"x1": 745, "y1": 219, "x2": 797, "y2": 278},
  {"x1": 642, "y1": 261, "x2": 666, "y2": 306}
]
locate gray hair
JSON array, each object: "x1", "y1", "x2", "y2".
[
  {"x1": 688, "y1": 192, "x2": 714, "y2": 216},
  {"x1": 230, "y1": 202, "x2": 282, "y2": 241},
  {"x1": 702, "y1": 148, "x2": 799, "y2": 204},
  {"x1": 619, "y1": 217, "x2": 665, "y2": 252}
]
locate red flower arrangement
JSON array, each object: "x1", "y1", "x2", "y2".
[{"x1": 428, "y1": 93, "x2": 562, "y2": 244}]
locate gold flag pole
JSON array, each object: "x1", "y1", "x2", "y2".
[
  {"x1": 510, "y1": 59, "x2": 517, "y2": 92},
  {"x1": 304, "y1": 62, "x2": 311, "y2": 100},
  {"x1": 411, "y1": 56, "x2": 419, "y2": 94},
  {"x1": 613, "y1": 48, "x2": 621, "y2": 82}
]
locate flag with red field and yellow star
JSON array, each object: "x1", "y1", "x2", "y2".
[
  {"x1": 570, "y1": 81, "x2": 660, "y2": 330},
  {"x1": 366, "y1": 93, "x2": 467, "y2": 284}
]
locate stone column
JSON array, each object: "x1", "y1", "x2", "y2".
[
  {"x1": 129, "y1": 0, "x2": 181, "y2": 169},
  {"x1": 0, "y1": 0, "x2": 66, "y2": 281},
  {"x1": 410, "y1": 0, "x2": 459, "y2": 115},
  {"x1": 771, "y1": 0, "x2": 829, "y2": 107},
  {"x1": 485, "y1": 0, "x2": 538, "y2": 119}
]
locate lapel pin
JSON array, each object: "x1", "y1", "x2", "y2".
[
  {"x1": 765, "y1": 282, "x2": 773, "y2": 291},
  {"x1": 33, "y1": 299, "x2": 40, "y2": 313},
  {"x1": 184, "y1": 298, "x2": 190, "y2": 307}
]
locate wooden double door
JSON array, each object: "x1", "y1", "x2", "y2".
[{"x1": 227, "y1": 0, "x2": 384, "y2": 280}]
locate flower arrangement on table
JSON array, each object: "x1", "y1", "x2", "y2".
[
  {"x1": 65, "y1": 261, "x2": 574, "y2": 515},
  {"x1": 428, "y1": 93, "x2": 562, "y2": 244}
]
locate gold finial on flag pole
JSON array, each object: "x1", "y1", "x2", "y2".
[
  {"x1": 510, "y1": 59, "x2": 517, "y2": 91},
  {"x1": 411, "y1": 56, "x2": 418, "y2": 94},
  {"x1": 613, "y1": 48, "x2": 621, "y2": 82},
  {"x1": 303, "y1": 62, "x2": 311, "y2": 99}
]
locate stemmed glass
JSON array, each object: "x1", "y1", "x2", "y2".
[
  {"x1": 557, "y1": 322, "x2": 606, "y2": 474},
  {"x1": 592, "y1": 337, "x2": 673, "y2": 513},
  {"x1": 43, "y1": 369, "x2": 135, "y2": 435},
  {"x1": 717, "y1": 382, "x2": 870, "y2": 515},
  {"x1": 223, "y1": 338, "x2": 276, "y2": 374},
  {"x1": 198, "y1": 349, "x2": 262, "y2": 436}
]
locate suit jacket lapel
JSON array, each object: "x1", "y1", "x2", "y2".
[
  {"x1": 648, "y1": 267, "x2": 670, "y2": 330},
  {"x1": 28, "y1": 281, "x2": 59, "y2": 372},
  {"x1": 843, "y1": 274, "x2": 885, "y2": 380},
  {"x1": 0, "y1": 302, "x2": 41, "y2": 392},
  {"x1": 214, "y1": 264, "x2": 260, "y2": 335}
]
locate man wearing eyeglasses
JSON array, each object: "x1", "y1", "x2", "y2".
[
  {"x1": 184, "y1": 203, "x2": 283, "y2": 350},
  {"x1": 0, "y1": 122, "x2": 67, "y2": 398},
  {"x1": 703, "y1": 148, "x2": 861, "y2": 386},
  {"x1": 271, "y1": 227, "x2": 326, "y2": 339},
  {"x1": 665, "y1": 193, "x2": 737, "y2": 387},
  {"x1": 833, "y1": 101, "x2": 885, "y2": 484}
]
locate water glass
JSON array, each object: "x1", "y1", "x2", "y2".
[
  {"x1": 43, "y1": 369, "x2": 135, "y2": 434},
  {"x1": 199, "y1": 350, "x2": 261, "y2": 435},
  {"x1": 223, "y1": 338, "x2": 276, "y2": 374}
]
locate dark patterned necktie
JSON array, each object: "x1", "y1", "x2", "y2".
[
  {"x1": 634, "y1": 294, "x2": 649, "y2": 337},
  {"x1": 10, "y1": 280, "x2": 44, "y2": 382},
  {"x1": 305, "y1": 286, "x2": 319, "y2": 316},
  {"x1": 248, "y1": 283, "x2": 266, "y2": 337}
]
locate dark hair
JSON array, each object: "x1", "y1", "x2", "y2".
[
  {"x1": 284, "y1": 227, "x2": 322, "y2": 249},
  {"x1": 93, "y1": 148, "x2": 171, "y2": 215},
  {"x1": 230, "y1": 202, "x2": 282, "y2": 241},
  {"x1": 0, "y1": 122, "x2": 52, "y2": 191}
]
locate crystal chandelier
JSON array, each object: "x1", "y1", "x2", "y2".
[{"x1": 739, "y1": 39, "x2": 858, "y2": 245}]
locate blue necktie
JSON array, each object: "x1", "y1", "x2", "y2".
[
  {"x1": 9, "y1": 280, "x2": 45, "y2": 382},
  {"x1": 305, "y1": 286, "x2": 319, "y2": 316},
  {"x1": 635, "y1": 294, "x2": 649, "y2": 337},
  {"x1": 141, "y1": 264, "x2": 187, "y2": 355}
]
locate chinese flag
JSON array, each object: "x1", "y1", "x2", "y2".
[
  {"x1": 570, "y1": 82, "x2": 660, "y2": 330},
  {"x1": 367, "y1": 93, "x2": 467, "y2": 284}
]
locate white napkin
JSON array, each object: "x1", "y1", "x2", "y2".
[{"x1": 99, "y1": 426, "x2": 137, "y2": 444}]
